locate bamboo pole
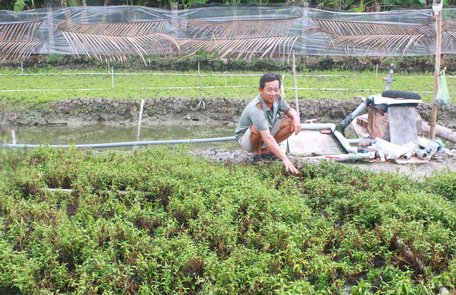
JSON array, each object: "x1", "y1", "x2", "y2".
[
  {"x1": 292, "y1": 51, "x2": 300, "y2": 119},
  {"x1": 430, "y1": 1, "x2": 443, "y2": 139}
]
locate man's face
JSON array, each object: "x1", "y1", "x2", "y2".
[{"x1": 259, "y1": 80, "x2": 280, "y2": 105}]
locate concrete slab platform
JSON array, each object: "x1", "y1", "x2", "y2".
[{"x1": 287, "y1": 129, "x2": 345, "y2": 157}]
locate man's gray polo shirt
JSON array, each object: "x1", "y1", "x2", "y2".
[{"x1": 235, "y1": 95, "x2": 290, "y2": 141}]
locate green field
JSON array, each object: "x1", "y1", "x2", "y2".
[
  {"x1": 0, "y1": 69, "x2": 446, "y2": 103},
  {"x1": 0, "y1": 147, "x2": 455, "y2": 294}
]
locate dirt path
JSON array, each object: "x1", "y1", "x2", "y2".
[{"x1": 192, "y1": 147, "x2": 456, "y2": 180}]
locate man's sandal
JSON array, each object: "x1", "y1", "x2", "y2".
[
  {"x1": 251, "y1": 154, "x2": 263, "y2": 165},
  {"x1": 263, "y1": 152, "x2": 278, "y2": 161}
]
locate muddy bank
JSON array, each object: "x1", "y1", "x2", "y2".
[{"x1": 1, "y1": 98, "x2": 456, "y2": 129}]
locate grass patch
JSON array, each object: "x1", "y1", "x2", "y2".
[{"x1": 0, "y1": 69, "x2": 445, "y2": 103}]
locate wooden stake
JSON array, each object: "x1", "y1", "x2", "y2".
[
  {"x1": 430, "y1": 7, "x2": 443, "y2": 139},
  {"x1": 292, "y1": 51, "x2": 300, "y2": 119}
]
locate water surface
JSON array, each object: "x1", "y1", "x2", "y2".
[{"x1": 1, "y1": 124, "x2": 237, "y2": 149}]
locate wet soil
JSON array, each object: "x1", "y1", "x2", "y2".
[{"x1": 2, "y1": 98, "x2": 455, "y2": 129}]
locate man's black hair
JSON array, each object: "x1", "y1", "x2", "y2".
[{"x1": 259, "y1": 73, "x2": 281, "y2": 89}]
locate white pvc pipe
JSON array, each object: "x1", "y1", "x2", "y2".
[
  {"x1": 0, "y1": 136, "x2": 236, "y2": 149},
  {"x1": 333, "y1": 130, "x2": 357, "y2": 153},
  {"x1": 346, "y1": 138, "x2": 374, "y2": 144},
  {"x1": 1, "y1": 123, "x2": 365, "y2": 156},
  {"x1": 11, "y1": 130, "x2": 16, "y2": 145},
  {"x1": 300, "y1": 123, "x2": 335, "y2": 130},
  {"x1": 308, "y1": 152, "x2": 374, "y2": 161},
  {"x1": 137, "y1": 99, "x2": 145, "y2": 141}
]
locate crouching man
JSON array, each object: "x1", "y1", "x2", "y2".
[{"x1": 234, "y1": 73, "x2": 301, "y2": 175}]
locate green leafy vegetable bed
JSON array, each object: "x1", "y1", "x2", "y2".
[{"x1": 0, "y1": 147, "x2": 454, "y2": 294}]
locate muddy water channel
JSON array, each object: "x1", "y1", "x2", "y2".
[{"x1": 0, "y1": 124, "x2": 237, "y2": 149}]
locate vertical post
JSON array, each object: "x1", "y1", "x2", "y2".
[
  {"x1": 430, "y1": 0, "x2": 443, "y2": 139},
  {"x1": 137, "y1": 99, "x2": 145, "y2": 141},
  {"x1": 21, "y1": 62, "x2": 24, "y2": 74},
  {"x1": 198, "y1": 61, "x2": 200, "y2": 76},
  {"x1": 47, "y1": 5, "x2": 55, "y2": 55},
  {"x1": 111, "y1": 65, "x2": 115, "y2": 89},
  {"x1": 292, "y1": 51, "x2": 300, "y2": 119},
  {"x1": 11, "y1": 129, "x2": 16, "y2": 145},
  {"x1": 302, "y1": 3, "x2": 308, "y2": 57},
  {"x1": 352, "y1": 73, "x2": 355, "y2": 95},
  {"x1": 384, "y1": 63, "x2": 394, "y2": 91}
]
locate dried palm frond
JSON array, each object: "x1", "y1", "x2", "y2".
[
  {"x1": 443, "y1": 20, "x2": 456, "y2": 50},
  {"x1": 329, "y1": 34, "x2": 427, "y2": 55},
  {"x1": 443, "y1": 19, "x2": 456, "y2": 31},
  {"x1": 0, "y1": 21, "x2": 42, "y2": 42},
  {"x1": 315, "y1": 19, "x2": 434, "y2": 55},
  {"x1": 179, "y1": 35, "x2": 299, "y2": 62},
  {"x1": 0, "y1": 41, "x2": 42, "y2": 62},
  {"x1": 56, "y1": 20, "x2": 169, "y2": 36},
  {"x1": 184, "y1": 17, "x2": 301, "y2": 39},
  {"x1": 57, "y1": 21, "x2": 179, "y2": 64},
  {"x1": 0, "y1": 21, "x2": 42, "y2": 62},
  {"x1": 179, "y1": 18, "x2": 302, "y2": 62}
]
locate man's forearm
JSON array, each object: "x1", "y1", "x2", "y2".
[{"x1": 287, "y1": 108, "x2": 301, "y2": 134}]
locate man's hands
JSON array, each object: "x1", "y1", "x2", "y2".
[
  {"x1": 291, "y1": 117, "x2": 301, "y2": 135},
  {"x1": 257, "y1": 120, "x2": 301, "y2": 176},
  {"x1": 282, "y1": 158, "x2": 301, "y2": 176}
]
